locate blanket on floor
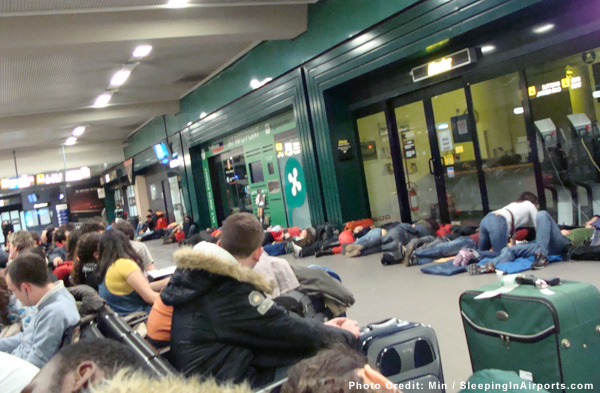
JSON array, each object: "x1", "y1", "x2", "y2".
[{"x1": 421, "y1": 255, "x2": 563, "y2": 276}]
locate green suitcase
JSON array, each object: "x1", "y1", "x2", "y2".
[{"x1": 460, "y1": 279, "x2": 600, "y2": 393}]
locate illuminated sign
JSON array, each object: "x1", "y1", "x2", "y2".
[
  {"x1": 65, "y1": 167, "x2": 91, "y2": 182},
  {"x1": 34, "y1": 202, "x2": 49, "y2": 209},
  {"x1": 529, "y1": 75, "x2": 583, "y2": 98},
  {"x1": 411, "y1": 48, "x2": 475, "y2": 82},
  {"x1": 1, "y1": 175, "x2": 34, "y2": 190},
  {"x1": 36, "y1": 172, "x2": 63, "y2": 185}
]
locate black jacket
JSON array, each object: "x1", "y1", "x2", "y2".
[{"x1": 161, "y1": 243, "x2": 357, "y2": 387}]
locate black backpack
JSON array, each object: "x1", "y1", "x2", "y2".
[{"x1": 315, "y1": 223, "x2": 337, "y2": 241}]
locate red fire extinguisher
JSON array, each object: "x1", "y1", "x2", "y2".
[{"x1": 408, "y1": 183, "x2": 419, "y2": 212}]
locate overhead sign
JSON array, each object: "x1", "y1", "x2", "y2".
[
  {"x1": 411, "y1": 48, "x2": 475, "y2": 82},
  {"x1": 36, "y1": 172, "x2": 64, "y2": 185},
  {"x1": 528, "y1": 76, "x2": 582, "y2": 98},
  {"x1": 1, "y1": 175, "x2": 35, "y2": 190}
]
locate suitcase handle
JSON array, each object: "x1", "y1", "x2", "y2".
[{"x1": 367, "y1": 318, "x2": 400, "y2": 330}]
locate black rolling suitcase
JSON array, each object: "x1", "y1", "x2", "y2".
[{"x1": 360, "y1": 318, "x2": 445, "y2": 393}]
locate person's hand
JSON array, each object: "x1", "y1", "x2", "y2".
[
  {"x1": 585, "y1": 216, "x2": 599, "y2": 228},
  {"x1": 325, "y1": 317, "x2": 360, "y2": 338},
  {"x1": 353, "y1": 226, "x2": 363, "y2": 234},
  {"x1": 561, "y1": 229, "x2": 570, "y2": 236},
  {"x1": 53, "y1": 257, "x2": 64, "y2": 267}
]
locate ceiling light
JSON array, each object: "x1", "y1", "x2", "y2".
[
  {"x1": 72, "y1": 126, "x2": 86, "y2": 136},
  {"x1": 132, "y1": 45, "x2": 152, "y2": 58},
  {"x1": 187, "y1": 122, "x2": 192, "y2": 126},
  {"x1": 533, "y1": 24, "x2": 555, "y2": 34},
  {"x1": 94, "y1": 93, "x2": 112, "y2": 108},
  {"x1": 200, "y1": 112, "x2": 207, "y2": 119},
  {"x1": 65, "y1": 137, "x2": 77, "y2": 146},
  {"x1": 250, "y1": 77, "x2": 273, "y2": 89},
  {"x1": 110, "y1": 70, "x2": 131, "y2": 86},
  {"x1": 167, "y1": 0, "x2": 189, "y2": 8},
  {"x1": 481, "y1": 45, "x2": 496, "y2": 54},
  {"x1": 513, "y1": 107, "x2": 524, "y2": 115},
  {"x1": 437, "y1": 123, "x2": 449, "y2": 130}
]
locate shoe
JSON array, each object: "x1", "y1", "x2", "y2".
[
  {"x1": 381, "y1": 250, "x2": 403, "y2": 266},
  {"x1": 285, "y1": 241, "x2": 293, "y2": 254},
  {"x1": 406, "y1": 252, "x2": 419, "y2": 267},
  {"x1": 468, "y1": 263, "x2": 495, "y2": 275},
  {"x1": 453, "y1": 249, "x2": 475, "y2": 267},
  {"x1": 345, "y1": 244, "x2": 363, "y2": 257},
  {"x1": 291, "y1": 242, "x2": 302, "y2": 258},
  {"x1": 315, "y1": 249, "x2": 334, "y2": 258},
  {"x1": 532, "y1": 252, "x2": 549, "y2": 270}
]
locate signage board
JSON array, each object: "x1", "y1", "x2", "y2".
[{"x1": 411, "y1": 48, "x2": 475, "y2": 83}]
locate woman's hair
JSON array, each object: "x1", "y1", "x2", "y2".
[
  {"x1": 515, "y1": 191, "x2": 539, "y2": 205},
  {"x1": 9, "y1": 230, "x2": 35, "y2": 252},
  {"x1": 0, "y1": 277, "x2": 11, "y2": 326},
  {"x1": 66, "y1": 228, "x2": 82, "y2": 261},
  {"x1": 95, "y1": 229, "x2": 143, "y2": 281},
  {"x1": 71, "y1": 232, "x2": 101, "y2": 287}
]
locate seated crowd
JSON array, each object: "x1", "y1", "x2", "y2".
[{"x1": 0, "y1": 194, "x2": 585, "y2": 392}]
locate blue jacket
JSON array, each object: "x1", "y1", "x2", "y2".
[{"x1": 0, "y1": 281, "x2": 80, "y2": 367}]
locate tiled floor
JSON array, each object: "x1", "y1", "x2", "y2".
[{"x1": 144, "y1": 239, "x2": 600, "y2": 393}]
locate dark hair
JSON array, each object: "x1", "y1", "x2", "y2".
[
  {"x1": 516, "y1": 191, "x2": 539, "y2": 205},
  {"x1": 95, "y1": 230, "x2": 143, "y2": 281},
  {"x1": 29, "y1": 230, "x2": 40, "y2": 244},
  {"x1": 66, "y1": 228, "x2": 82, "y2": 262},
  {"x1": 81, "y1": 219, "x2": 106, "y2": 235},
  {"x1": 282, "y1": 344, "x2": 372, "y2": 393},
  {"x1": 5, "y1": 252, "x2": 50, "y2": 288},
  {"x1": 53, "y1": 226, "x2": 68, "y2": 244},
  {"x1": 44, "y1": 226, "x2": 56, "y2": 245},
  {"x1": 0, "y1": 277, "x2": 10, "y2": 325},
  {"x1": 71, "y1": 232, "x2": 101, "y2": 286},
  {"x1": 51, "y1": 338, "x2": 145, "y2": 390},
  {"x1": 219, "y1": 213, "x2": 264, "y2": 258},
  {"x1": 114, "y1": 220, "x2": 135, "y2": 240}
]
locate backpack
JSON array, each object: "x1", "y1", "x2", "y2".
[{"x1": 315, "y1": 223, "x2": 337, "y2": 241}]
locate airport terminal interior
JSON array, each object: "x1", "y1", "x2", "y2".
[{"x1": 1, "y1": 0, "x2": 600, "y2": 392}]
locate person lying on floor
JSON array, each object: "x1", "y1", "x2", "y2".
[
  {"x1": 263, "y1": 226, "x2": 314, "y2": 256},
  {"x1": 345, "y1": 219, "x2": 438, "y2": 258},
  {"x1": 470, "y1": 210, "x2": 571, "y2": 274},
  {"x1": 289, "y1": 228, "x2": 354, "y2": 258}
]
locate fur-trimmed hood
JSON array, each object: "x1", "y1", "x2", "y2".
[
  {"x1": 90, "y1": 370, "x2": 253, "y2": 393},
  {"x1": 165, "y1": 242, "x2": 274, "y2": 303}
]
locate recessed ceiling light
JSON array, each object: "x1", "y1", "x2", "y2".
[
  {"x1": 200, "y1": 112, "x2": 207, "y2": 119},
  {"x1": 167, "y1": 0, "x2": 189, "y2": 8},
  {"x1": 72, "y1": 126, "x2": 86, "y2": 136},
  {"x1": 187, "y1": 122, "x2": 192, "y2": 126},
  {"x1": 513, "y1": 107, "x2": 524, "y2": 115},
  {"x1": 481, "y1": 45, "x2": 496, "y2": 54},
  {"x1": 533, "y1": 23, "x2": 555, "y2": 34},
  {"x1": 132, "y1": 45, "x2": 152, "y2": 58},
  {"x1": 250, "y1": 77, "x2": 272, "y2": 89},
  {"x1": 65, "y1": 137, "x2": 77, "y2": 146},
  {"x1": 110, "y1": 70, "x2": 131, "y2": 86},
  {"x1": 94, "y1": 93, "x2": 112, "y2": 108}
]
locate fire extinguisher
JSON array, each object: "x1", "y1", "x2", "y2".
[{"x1": 408, "y1": 183, "x2": 419, "y2": 211}]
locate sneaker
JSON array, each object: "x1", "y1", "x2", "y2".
[
  {"x1": 532, "y1": 252, "x2": 549, "y2": 270},
  {"x1": 291, "y1": 242, "x2": 302, "y2": 259},
  {"x1": 468, "y1": 262, "x2": 495, "y2": 275},
  {"x1": 345, "y1": 244, "x2": 363, "y2": 258},
  {"x1": 381, "y1": 250, "x2": 403, "y2": 266}
]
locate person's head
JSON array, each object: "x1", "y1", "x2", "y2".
[
  {"x1": 43, "y1": 225, "x2": 56, "y2": 245},
  {"x1": 145, "y1": 214, "x2": 152, "y2": 222},
  {"x1": 96, "y1": 229, "x2": 143, "y2": 281},
  {"x1": 8, "y1": 230, "x2": 35, "y2": 260},
  {"x1": 66, "y1": 228, "x2": 82, "y2": 261},
  {"x1": 282, "y1": 344, "x2": 395, "y2": 393},
  {"x1": 114, "y1": 220, "x2": 135, "y2": 240},
  {"x1": 86, "y1": 371, "x2": 253, "y2": 393},
  {"x1": 5, "y1": 252, "x2": 51, "y2": 306},
  {"x1": 516, "y1": 191, "x2": 539, "y2": 206},
  {"x1": 0, "y1": 276, "x2": 11, "y2": 325},
  {"x1": 71, "y1": 232, "x2": 101, "y2": 286},
  {"x1": 22, "y1": 338, "x2": 145, "y2": 393},
  {"x1": 81, "y1": 220, "x2": 106, "y2": 235},
  {"x1": 217, "y1": 213, "x2": 264, "y2": 267},
  {"x1": 29, "y1": 230, "x2": 41, "y2": 245},
  {"x1": 53, "y1": 226, "x2": 69, "y2": 246}
]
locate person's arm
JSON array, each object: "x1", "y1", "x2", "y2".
[
  {"x1": 149, "y1": 277, "x2": 169, "y2": 292},
  {"x1": 530, "y1": 203, "x2": 539, "y2": 228},
  {"x1": 24, "y1": 309, "x2": 70, "y2": 368},
  {"x1": 0, "y1": 332, "x2": 23, "y2": 354},
  {"x1": 211, "y1": 286, "x2": 357, "y2": 356},
  {"x1": 126, "y1": 269, "x2": 159, "y2": 304}
]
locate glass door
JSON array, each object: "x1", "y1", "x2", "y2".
[{"x1": 430, "y1": 88, "x2": 485, "y2": 223}]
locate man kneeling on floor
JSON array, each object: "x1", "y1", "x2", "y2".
[
  {"x1": 161, "y1": 212, "x2": 359, "y2": 387},
  {"x1": 0, "y1": 252, "x2": 80, "y2": 367}
]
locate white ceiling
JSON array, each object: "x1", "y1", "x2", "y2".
[{"x1": 0, "y1": 0, "x2": 314, "y2": 179}]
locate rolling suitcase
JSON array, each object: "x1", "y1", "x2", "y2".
[
  {"x1": 460, "y1": 277, "x2": 600, "y2": 393},
  {"x1": 360, "y1": 318, "x2": 445, "y2": 393}
]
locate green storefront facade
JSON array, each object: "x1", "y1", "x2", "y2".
[{"x1": 125, "y1": 0, "x2": 600, "y2": 228}]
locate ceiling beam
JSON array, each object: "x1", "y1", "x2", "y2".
[{"x1": 0, "y1": 5, "x2": 308, "y2": 50}]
